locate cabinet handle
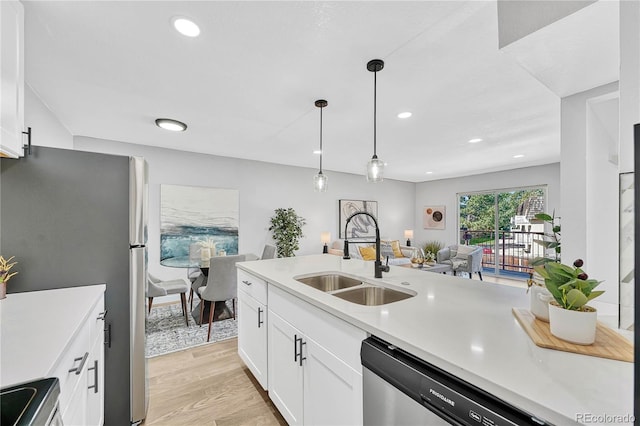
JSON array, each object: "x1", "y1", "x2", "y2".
[
  {"x1": 257, "y1": 307, "x2": 264, "y2": 328},
  {"x1": 97, "y1": 310, "x2": 107, "y2": 321},
  {"x1": 22, "y1": 127, "x2": 32, "y2": 156},
  {"x1": 299, "y1": 340, "x2": 307, "y2": 367},
  {"x1": 87, "y1": 360, "x2": 99, "y2": 393},
  {"x1": 294, "y1": 334, "x2": 300, "y2": 363},
  {"x1": 68, "y1": 352, "x2": 89, "y2": 375},
  {"x1": 242, "y1": 280, "x2": 252, "y2": 286},
  {"x1": 104, "y1": 323, "x2": 112, "y2": 348}
]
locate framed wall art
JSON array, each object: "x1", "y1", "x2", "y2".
[
  {"x1": 423, "y1": 205, "x2": 445, "y2": 230},
  {"x1": 339, "y1": 199, "x2": 378, "y2": 238},
  {"x1": 160, "y1": 184, "x2": 239, "y2": 260}
]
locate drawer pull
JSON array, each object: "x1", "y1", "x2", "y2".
[
  {"x1": 97, "y1": 310, "x2": 107, "y2": 321},
  {"x1": 88, "y1": 360, "x2": 99, "y2": 393},
  {"x1": 104, "y1": 323, "x2": 112, "y2": 348},
  {"x1": 242, "y1": 280, "x2": 252, "y2": 286},
  {"x1": 68, "y1": 352, "x2": 89, "y2": 375}
]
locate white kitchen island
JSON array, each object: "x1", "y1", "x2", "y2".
[{"x1": 237, "y1": 254, "x2": 633, "y2": 425}]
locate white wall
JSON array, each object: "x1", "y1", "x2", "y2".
[
  {"x1": 586, "y1": 97, "x2": 619, "y2": 309},
  {"x1": 560, "y1": 82, "x2": 618, "y2": 268},
  {"x1": 413, "y1": 163, "x2": 561, "y2": 249},
  {"x1": 74, "y1": 136, "x2": 415, "y2": 281},
  {"x1": 24, "y1": 84, "x2": 73, "y2": 149}
]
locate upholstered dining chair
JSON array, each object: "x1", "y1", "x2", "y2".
[
  {"x1": 197, "y1": 254, "x2": 246, "y2": 342},
  {"x1": 147, "y1": 273, "x2": 190, "y2": 325},
  {"x1": 261, "y1": 244, "x2": 277, "y2": 260}
]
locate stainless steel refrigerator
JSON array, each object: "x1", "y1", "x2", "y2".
[{"x1": 0, "y1": 146, "x2": 148, "y2": 425}]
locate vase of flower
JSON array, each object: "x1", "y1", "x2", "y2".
[{"x1": 0, "y1": 256, "x2": 19, "y2": 300}]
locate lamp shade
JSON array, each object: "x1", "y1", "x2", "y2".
[
  {"x1": 404, "y1": 230, "x2": 414, "y2": 239},
  {"x1": 321, "y1": 232, "x2": 331, "y2": 244},
  {"x1": 366, "y1": 156, "x2": 385, "y2": 182},
  {"x1": 314, "y1": 172, "x2": 328, "y2": 192}
]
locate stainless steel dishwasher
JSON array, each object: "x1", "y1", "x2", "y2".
[{"x1": 361, "y1": 336, "x2": 552, "y2": 426}]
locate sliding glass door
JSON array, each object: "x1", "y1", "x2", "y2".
[{"x1": 458, "y1": 187, "x2": 546, "y2": 278}]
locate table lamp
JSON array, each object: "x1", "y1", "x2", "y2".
[
  {"x1": 321, "y1": 232, "x2": 331, "y2": 254},
  {"x1": 404, "y1": 230, "x2": 414, "y2": 247}
]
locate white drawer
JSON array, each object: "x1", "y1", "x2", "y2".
[
  {"x1": 51, "y1": 318, "x2": 91, "y2": 416},
  {"x1": 237, "y1": 269, "x2": 267, "y2": 305}
]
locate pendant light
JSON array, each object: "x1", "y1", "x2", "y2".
[
  {"x1": 366, "y1": 59, "x2": 385, "y2": 183},
  {"x1": 313, "y1": 99, "x2": 328, "y2": 192}
]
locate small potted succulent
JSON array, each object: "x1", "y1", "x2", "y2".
[
  {"x1": 534, "y1": 259, "x2": 604, "y2": 345},
  {"x1": 0, "y1": 256, "x2": 19, "y2": 300}
]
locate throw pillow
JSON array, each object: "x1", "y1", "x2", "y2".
[
  {"x1": 390, "y1": 240, "x2": 405, "y2": 258},
  {"x1": 380, "y1": 241, "x2": 396, "y2": 259},
  {"x1": 454, "y1": 245, "x2": 475, "y2": 260},
  {"x1": 358, "y1": 245, "x2": 378, "y2": 261}
]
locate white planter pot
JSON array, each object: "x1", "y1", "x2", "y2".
[
  {"x1": 548, "y1": 302, "x2": 597, "y2": 345},
  {"x1": 530, "y1": 285, "x2": 553, "y2": 322}
]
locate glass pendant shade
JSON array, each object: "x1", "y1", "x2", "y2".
[
  {"x1": 366, "y1": 155, "x2": 385, "y2": 182},
  {"x1": 314, "y1": 171, "x2": 328, "y2": 192}
]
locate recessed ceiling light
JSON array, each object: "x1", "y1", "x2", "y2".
[
  {"x1": 155, "y1": 118, "x2": 187, "y2": 132},
  {"x1": 172, "y1": 17, "x2": 200, "y2": 37},
  {"x1": 313, "y1": 150, "x2": 322, "y2": 155},
  {"x1": 397, "y1": 112, "x2": 412, "y2": 119},
  {"x1": 426, "y1": 171, "x2": 433, "y2": 174},
  {"x1": 513, "y1": 154, "x2": 525, "y2": 158},
  {"x1": 468, "y1": 138, "x2": 483, "y2": 143}
]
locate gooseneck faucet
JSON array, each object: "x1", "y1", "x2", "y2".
[{"x1": 343, "y1": 211, "x2": 390, "y2": 278}]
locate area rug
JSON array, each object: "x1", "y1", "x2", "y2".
[{"x1": 146, "y1": 301, "x2": 238, "y2": 358}]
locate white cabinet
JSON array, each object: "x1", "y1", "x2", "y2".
[
  {"x1": 268, "y1": 285, "x2": 365, "y2": 426},
  {"x1": 237, "y1": 270, "x2": 268, "y2": 390},
  {"x1": 0, "y1": 0, "x2": 25, "y2": 158},
  {"x1": 55, "y1": 291, "x2": 105, "y2": 426},
  {"x1": 268, "y1": 311, "x2": 304, "y2": 425}
]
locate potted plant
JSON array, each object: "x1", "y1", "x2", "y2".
[
  {"x1": 534, "y1": 259, "x2": 604, "y2": 345},
  {"x1": 527, "y1": 212, "x2": 560, "y2": 321},
  {"x1": 268, "y1": 208, "x2": 306, "y2": 258},
  {"x1": 0, "y1": 256, "x2": 19, "y2": 300},
  {"x1": 423, "y1": 241, "x2": 443, "y2": 265}
]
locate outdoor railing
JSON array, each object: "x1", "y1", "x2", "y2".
[{"x1": 459, "y1": 229, "x2": 548, "y2": 278}]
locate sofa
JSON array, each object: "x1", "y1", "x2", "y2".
[
  {"x1": 329, "y1": 240, "x2": 415, "y2": 266},
  {"x1": 437, "y1": 244, "x2": 483, "y2": 280}
]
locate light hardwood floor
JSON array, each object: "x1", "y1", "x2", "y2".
[{"x1": 144, "y1": 338, "x2": 286, "y2": 426}]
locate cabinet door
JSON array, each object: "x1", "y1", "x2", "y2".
[
  {"x1": 303, "y1": 336, "x2": 363, "y2": 426},
  {"x1": 268, "y1": 311, "x2": 304, "y2": 425},
  {"x1": 85, "y1": 336, "x2": 104, "y2": 425},
  {"x1": 238, "y1": 291, "x2": 268, "y2": 390},
  {"x1": 0, "y1": 0, "x2": 24, "y2": 158}
]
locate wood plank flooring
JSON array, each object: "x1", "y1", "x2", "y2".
[{"x1": 143, "y1": 338, "x2": 286, "y2": 426}]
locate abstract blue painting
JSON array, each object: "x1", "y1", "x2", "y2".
[{"x1": 160, "y1": 184, "x2": 239, "y2": 261}]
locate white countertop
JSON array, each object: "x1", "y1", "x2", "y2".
[
  {"x1": 237, "y1": 255, "x2": 634, "y2": 425},
  {"x1": 0, "y1": 285, "x2": 106, "y2": 387}
]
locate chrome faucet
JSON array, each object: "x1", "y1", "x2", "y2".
[{"x1": 342, "y1": 211, "x2": 390, "y2": 278}]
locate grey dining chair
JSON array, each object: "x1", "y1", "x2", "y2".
[
  {"x1": 197, "y1": 254, "x2": 246, "y2": 341},
  {"x1": 261, "y1": 244, "x2": 277, "y2": 260},
  {"x1": 147, "y1": 273, "x2": 190, "y2": 325}
]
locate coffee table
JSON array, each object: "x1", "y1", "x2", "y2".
[{"x1": 400, "y1": 263, "x2": 452, "y2": 274}]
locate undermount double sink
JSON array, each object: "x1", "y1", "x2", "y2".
[{"x1": 294, "y1": 273, "x2": 414, "y2": 306}]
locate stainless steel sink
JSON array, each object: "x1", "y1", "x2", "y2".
[
  {"x1": 1, "y1": 378, "x2": 60, "y2": 426},
  {"x1": 295, "y1": 273, "x2": 362, "y2": 292},
  {"x1": 332, "y1": 286, "x2": 414, "y2": 306}
]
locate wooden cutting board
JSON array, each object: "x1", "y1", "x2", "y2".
[{"x1": 512, "y1": 308, "x2": 633, "y2": 362}]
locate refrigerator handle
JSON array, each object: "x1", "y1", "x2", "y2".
[{"x1": 104, "y1": 323, "x2": 112, "y2": 348}]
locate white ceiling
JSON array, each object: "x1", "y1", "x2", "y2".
[{"x1": 23, "y1": 1, "x2": 618, "y2": 182}]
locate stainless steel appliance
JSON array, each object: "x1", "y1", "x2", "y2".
[
  {"x1": 0, "y1": 378, "x2": 63, "y2": 425},
  {"x1": 361, "y1": 336, "x2": 551, "y2": 426},
  {"x1": 0, "y1": 147, "x2": 148, "y2": 425}
]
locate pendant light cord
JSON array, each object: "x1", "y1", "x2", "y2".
[
  {"x1": 373, "y1": 70, "x2": 377, "y2": 157},
  {"x1": 319, "y1": 105, "x2": 323, "y2": 173}
]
